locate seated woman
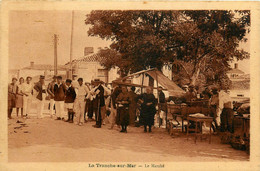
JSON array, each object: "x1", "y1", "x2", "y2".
[
  {"x1": 138, "y1": 86, "x2": 157, "y2": 133},
  {"x1": 116, "y1": 86, "x2": 130, "y2": 133}
]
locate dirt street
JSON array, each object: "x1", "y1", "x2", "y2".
[{"x1": 8, "y1": 116, "x2": 249, "y2": 162}]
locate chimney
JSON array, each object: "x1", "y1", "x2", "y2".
[
  {"x1": 84, "y1": 47, "x2": 94, "y2": 56},
  {"x1": 30, "y1": 61, "x2": 34, "y2": 67},
  {"x1": 234, "y1": 63, "x2": 238, "y2": 69}
]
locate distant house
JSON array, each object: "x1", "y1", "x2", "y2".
[
  {"x1": 227, "y1": 63, "x2": 250, "y2": 102},
  {"x1": 16, "y1": 62, "x2": 68, "y2": 82},
  {"x1": 227, "y1": 63, "x2": 245, "y2": 80},
  {"x1": 66, "y1": 48, "x2": 120, "y2": 83}
]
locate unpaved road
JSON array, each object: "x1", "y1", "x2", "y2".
[{"x1": 8, "y1": 116, "x2": 249, "y2": 162}]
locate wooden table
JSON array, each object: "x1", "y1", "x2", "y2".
[
  {"x1": 186, "y1": 115, "x2": 213, "y2": 144},
  {"x1": 167, "y1": 103, "x2": 187, "y2": 131}
]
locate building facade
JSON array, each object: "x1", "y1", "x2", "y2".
[
  {"x1": 227, "y1": 63, "x2": 250, "y2": 102},
  {"x1": 67, "y1": 53, "x2": 120, "y2": 83}
]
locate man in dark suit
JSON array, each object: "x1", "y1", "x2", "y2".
[
  {"x1": 90, "y1": 80, "x2": 105, "y2": 128},
  {"x1": 64, "y1": 79, "x2": 77, "y2": 123},
  {"x1": 34, "y1": 75, "x2": 46, "y2": 119},
  {"x1": 54, "y1": 76, "x2": 66, "y2": 120}
]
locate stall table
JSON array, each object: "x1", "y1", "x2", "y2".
[{"x1": 186, "y1": 115, "x2": 213, "y2": 144}]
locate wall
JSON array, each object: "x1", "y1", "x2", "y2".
[
  {"x1": 77, "y1": 62, "x2": 120, "y2": 83},
  {"x1": 19, "y1": 69, "x2": 46, "y2": 79},
  {"x1": 229, "y1": 89, "x2": 250, "y2": 99}
]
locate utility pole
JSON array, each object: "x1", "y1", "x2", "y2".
[
  {"x1": 54, "y1": 34, "x2": 58, "y2": 76},
  {"x1": 69, "y1": 10, "x2": 75, "y2": 79}
]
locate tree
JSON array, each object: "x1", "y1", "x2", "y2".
[
  {"x1": 96, "y1": 48, "x2": 130, "y2": 77},
  {"x1": 85, "y1": 10, "x2": 250, "y2": 86},
  {"x1": 171, "y1": 10, "x2": 250, "y2": 85}
]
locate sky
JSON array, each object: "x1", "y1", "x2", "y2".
[
  {"x1": 9, "y1": 10, "x2": 250, "y2": 74},
  {"x1": 9, "y1": 10, "x2": 111, "y2": 69}
]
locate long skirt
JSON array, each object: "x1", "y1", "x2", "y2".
[
  {"x1": 116, "y1": 106, "x2": 129, "y2": 126},
  {"x1": 140, "y1": 105, "x2": 156, "y2": 126}
]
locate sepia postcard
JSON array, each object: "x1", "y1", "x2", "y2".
[{"x1": 0, "y1": 0, "x2": 260, "y2": 170}]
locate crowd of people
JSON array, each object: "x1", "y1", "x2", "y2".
[
  {"x1": 8, "y1": 75, "x2": 167, "y2": 133},
  {"x1": 8, "y1": 74, "x2": 234, "y2": 134}
]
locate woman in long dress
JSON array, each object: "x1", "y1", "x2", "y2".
[
  {"x1": 138, "y1": 86, "x2": 157, "y2": 133},
  {"x1": 116, "y1": 86, "x2": 130, "y2": 133},
  {"x1": 15, "y1": 77, "x2": 25, "y2": 117}
]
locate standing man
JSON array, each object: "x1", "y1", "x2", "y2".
[
  {"x1": 54, "y1": 76, "x2": 66, "y2": 120},
  {"x1": 158, "y1": 86, "x2": 166, "y2": 126},
  {"x1": 34, "y1": 75, "x2": 47, "y2": 119},
  {"x1": 47, "y1": 76, "x2": 57, "y2": 118},
  {"x1": 64, "y1": 79, "x2": 77, "y2": 123},
  {"x1": 8, "y1": 78, "x2": 17, "y2": 119},
  {"x1": 86, "y1": 81, "x2": 95, "y2": 121},
  {"x1": 21, "y1": 76, "x2": 33, "y2": 118},
  {"x1": 90, "y1": 80, "x2": 109, "y2": 128},
  {"x1": 74, "y1": 78, "x2": 89, "y2": 126}
]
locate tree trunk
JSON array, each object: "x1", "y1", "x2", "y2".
[{"x1": 190, "y1": 62, "x2": 201, "y2": 86}]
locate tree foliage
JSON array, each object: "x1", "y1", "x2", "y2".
[{"x1": 85, "y1": 10, "x2": 250, "y2": 86}]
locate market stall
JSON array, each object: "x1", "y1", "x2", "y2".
[{"x1": 112, "y1": 68, "x2": 186, "y2": 128}]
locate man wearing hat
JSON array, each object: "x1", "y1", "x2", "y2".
[
  {"x1": 87, "y1": 79, "x2": 110, "y2": 128},
  {"x1": 64, "y1": 79, "x2": 77, "y2": 123},
  {"x1": 34, "y1": 75, "x2": 47, "y2": 119},
  {"x1": 47, "y1": 76, "x2": 57, "y2": 118},
  {"x1": 21, "y1": 76, "x2": 33, "y2": 117},
  {"x1": 8, "y1": 78, "x2": 18, "y2": 119},
  {"x1": 54, "y1": 76, "x2": 66, "y2": 120}
]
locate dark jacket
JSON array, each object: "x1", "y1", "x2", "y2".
[
  {"x1": 65, "y1": 86, "x2": 76, "y2": 103},
  {"x1": 95, "y1": 84, "x2": 105, "y2": 107},
  {"x1": 47, "y1": 81, "x2": 56, "y2": 99},
  {"x1": 138, "y1": 93, "x2": 157, "y2": 126},
  {"x1": 34, "y1": 81, "x2": 46, "y2": 101},
  {"x1": 54, "y1": 83, "x2": 66, "y2": 101}
]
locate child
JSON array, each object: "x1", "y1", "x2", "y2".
[{"x1": 65, "y1": 79, "x2": 77, "y2": 123}]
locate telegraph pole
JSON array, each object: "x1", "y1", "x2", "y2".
[
  {"x1": 54, "y1": 34, "x2": 58, "y2": 76},
  {"x1": 69, "y1": 10, "x2": 75, "y2": 79}
]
